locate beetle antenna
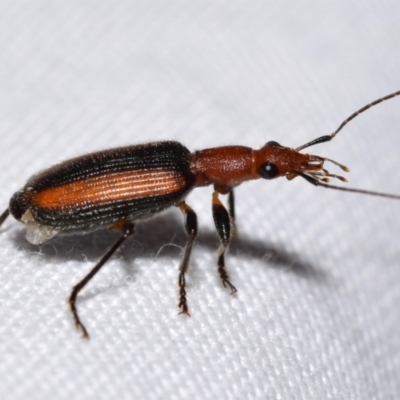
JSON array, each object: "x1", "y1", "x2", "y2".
[
  {"x1": 296, "y1": 90, "x2": 400, "y2": 152},
  {"x1": 297, "y1": 172, "x2": 400, "y2": 200}
]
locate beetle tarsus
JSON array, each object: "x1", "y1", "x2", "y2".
[
  {"x1": 178, "y1": 271, "x2": 191, "y2": 317},
  {"x1": 217, "y1": 251, "x2": 237, "y2": 294}
]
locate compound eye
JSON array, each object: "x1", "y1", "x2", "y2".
[
  {"x1": 266, "y1": 141, "x2": 281, "y2": 147},
  {"x1": 259, "y1": 162, "x2": 279, "y2": 179}
]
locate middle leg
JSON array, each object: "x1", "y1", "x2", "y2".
[{"x1": 177, "y1": 201, "x2": 198, "y2": 316}]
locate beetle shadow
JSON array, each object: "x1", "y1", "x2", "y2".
[{"x1": 10, "y1": 210, "x2": 328, "y2": 290}]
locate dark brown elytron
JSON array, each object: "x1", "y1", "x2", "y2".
[{"x1": 1, "y1": 90, "x2": 400, "y2": 338}]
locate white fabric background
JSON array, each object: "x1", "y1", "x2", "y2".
[{"x1": 0, "y1": 2, "x2": 399, "y2": 399}]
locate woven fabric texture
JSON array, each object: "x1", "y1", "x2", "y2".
[{"x1": 0, "y1": 2, "x2": 399, "y2": 399}]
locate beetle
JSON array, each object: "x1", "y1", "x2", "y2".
[{"x1": 1, "y1": 90, "x2": 400, "y2": 338}]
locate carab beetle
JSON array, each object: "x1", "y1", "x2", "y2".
[{"x1": 1, "y1": 90, "x2": 400, "y2": 338}]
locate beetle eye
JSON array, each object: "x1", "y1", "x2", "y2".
[
  {"x1": 266, "y1": 141, "x2": 281, "y2": 147},
  {"x1": 259, "y1": 163, "x2": 279, "y2": 179}
]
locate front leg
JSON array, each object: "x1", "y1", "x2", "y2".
[
  {"x1": 212, "y1": 191, "x2": 237, "y2": 294},
  {"x1": 228, "y1": 189, "x2": 237, "y2": 236}
]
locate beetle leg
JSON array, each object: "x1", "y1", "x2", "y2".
[
  {"x1": 212, "y1": 191, "x2": 237, "y2": 294},
  {"x1": 68, "y1": 221, "x2": 135, "y2": 339},
  {"x1": 177, "y1": 201, "x2": 198, "y2": 316},
  {"x1": 0, "y1": 209, "x2": 9, "y2": 227},
  {"x1": 227, "y1": 189, "x2": 237, "y2": 236}
]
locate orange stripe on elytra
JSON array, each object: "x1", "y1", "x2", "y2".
[{"x1": 31, "y1": 170, "x2": 187, "y2": 209}]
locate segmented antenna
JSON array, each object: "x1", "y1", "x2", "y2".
[
  {"x1": 296, "y1": 90, "x2": 400, "y2": 152},
  {"x1": 298, "y1": 172, "x2": 400, "y2": 200}
]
